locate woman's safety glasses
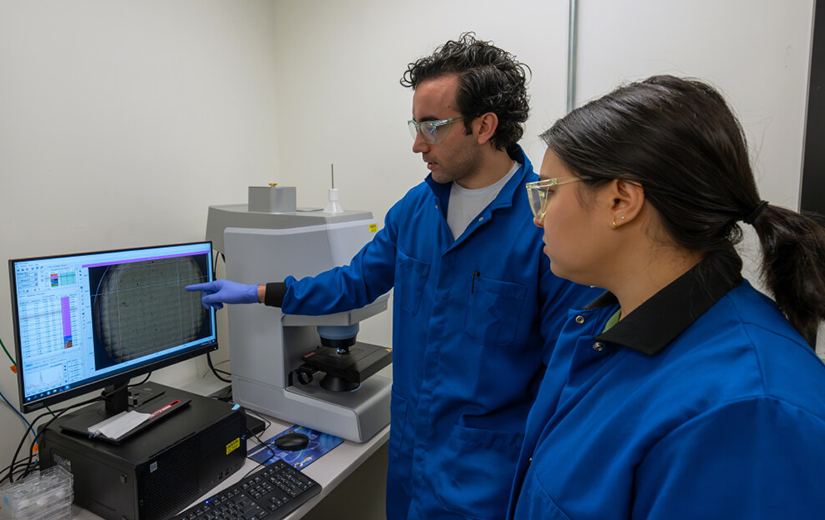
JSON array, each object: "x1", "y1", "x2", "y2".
[
  {"x1": 408, "y1": 116, "x2": 466, "y2": 144},
  {"x1": 525, "y1": 177, "x2": 590, "y2": 220}
]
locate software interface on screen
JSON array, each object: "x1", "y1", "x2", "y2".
[{"x1": 12, "y1": 243, "x2": 215, "y2": 405}]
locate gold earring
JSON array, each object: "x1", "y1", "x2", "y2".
[{"x1": 612, "y1": 216, "x2": 626, "y2": 229}]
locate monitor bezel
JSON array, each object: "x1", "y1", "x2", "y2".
[{"x1": 8, "y1": 241, "x2": 218, "y2": 414}]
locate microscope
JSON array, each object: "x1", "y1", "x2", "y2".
[{"x1": 205, "y1": 186, "x2": 392, "y2": 442}]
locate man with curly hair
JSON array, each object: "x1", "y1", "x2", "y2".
[{"x1": 188, "y1": 33, "x2": 598, "y2": 520}]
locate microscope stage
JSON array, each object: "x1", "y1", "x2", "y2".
[{"x1": 301, "y1": 341, "x2": 392, "y2": 384}]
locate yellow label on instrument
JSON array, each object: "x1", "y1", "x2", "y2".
[
  {"x1": 226, "y1": 437, "x2": 240, "y2": 455},
  {"x1": 369, "y1": 224, "x2": 378, "y2": 233}
]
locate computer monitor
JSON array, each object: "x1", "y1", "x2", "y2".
[{"x1": 8, "y1": 241, "x2": 217, "y2": 422}]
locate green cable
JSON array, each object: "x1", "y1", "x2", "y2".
[{"x1": 1, "y1": 336, "x2": 15, "y2": 366}]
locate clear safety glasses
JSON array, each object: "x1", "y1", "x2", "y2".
[
  {"x1": 408, "y1": 116, "x2": 466, "y2": 144},
  {"x1": 525, "y1": 177, "x2": 591, "y2": 220}
]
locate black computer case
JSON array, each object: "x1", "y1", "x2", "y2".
[{"x1": 39, "y1": 383, "x2": 246, "y2": 520}]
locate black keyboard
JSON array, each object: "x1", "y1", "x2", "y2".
[{"x1": 171, "y1": 459, "x2": 321, "y2": 520}]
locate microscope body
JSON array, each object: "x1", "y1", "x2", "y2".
[{"x1": 205, "y1": 187, "x2": 391, "y2": 442}]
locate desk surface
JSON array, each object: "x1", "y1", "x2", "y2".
[{"x1": 72, "y1": 374, "x2": 390, "y2": 520}]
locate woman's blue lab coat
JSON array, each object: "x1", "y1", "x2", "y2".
[
  {"x1": 280, "y1": 146, "x2": 599, "y2": 520},
  {"x1": 507, "y1": 253, "x2": 825, "y2": 520}
]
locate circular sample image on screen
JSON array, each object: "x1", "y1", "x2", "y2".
[{"x1": 89, "y1": 255, "x2": 210, "y2": 370}]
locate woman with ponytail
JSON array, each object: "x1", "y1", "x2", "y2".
[{"x1": 508, "y1": 75, "x2": 825, "y2": 520}]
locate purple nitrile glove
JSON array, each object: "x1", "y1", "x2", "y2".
[{"x1": 185, "y1": 280, "x2": 259, "y2": 310}]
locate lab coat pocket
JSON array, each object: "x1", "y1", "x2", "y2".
[
  {"x1": 396, "y1": 250, "x2": 430, "y2": 316},
  {"x1": 434, "y1": 424, "x2": 524, "y2": 520},
  {"x1": 388, "y1": 389, "x2": 409, "y2": 462},
  {"x1": 512, "y1": 464, "x2": 573, "y2": 520},
  {"x1": 465, "y1": 276, "x2": 526, "y2": 346}
]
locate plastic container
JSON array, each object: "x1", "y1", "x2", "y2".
[{"x1": 0, "y1": 465, "x2": 74, "y2": 520}]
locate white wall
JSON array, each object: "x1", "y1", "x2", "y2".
[
  {"x1": 0, "y1": 0, "x2": 281, "y2": 469},
  {"x1": 0, "y1": 0, "x2": 815, "y2": 476}
]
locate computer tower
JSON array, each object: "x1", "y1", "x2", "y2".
[{"x1": 39, "y1": 383, "x2": 246, "y2": 520}]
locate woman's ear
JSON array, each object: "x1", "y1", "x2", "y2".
[{"x1": 605, "y1": 179, "x2": 644, "y2": 229}]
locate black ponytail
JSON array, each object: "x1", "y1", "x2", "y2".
[{"x1": 751, "y1": 206, "x2": 825, "y2": 345}]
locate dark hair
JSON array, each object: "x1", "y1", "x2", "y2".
[
  {"x1": 541, "y1": 75, "x2": 825, "y2": 346},
  {"x1": 401, "y1": 32, "x2": 531, "y2": 151}
]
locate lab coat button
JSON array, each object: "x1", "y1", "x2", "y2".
[
  {"x1": 592, "y1": 342, "x2": 605, "y2": 352},
  {"x1": 575, "y1": 315, "x2": 585, "y2": 324},
  {"x1": 478, "y1": 217, "x2": 484, "y2": 222}
]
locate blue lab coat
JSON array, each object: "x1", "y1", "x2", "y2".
[
  {"x1": 507, "y1": 253, "x2": 825, "y2": 520},
  {"x1": 279, "y1": 146, "x2": 601, "y2": 519}
]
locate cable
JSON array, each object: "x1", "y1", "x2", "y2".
[
  {"x1": 1, "y1": 336, "x2": 15, "y2": 366},
  {"x1": 207, "y1": 351, "x2": 232, "y2": 383},
  {"x1": 6, "y1": 404, "x2": 75, "y2": 483},
  {"x1": 0, "y1": 385, "x2": 41, "y2": 480},
  {"x1": 242, "y1": 432, "x2": 278, "y2": 479},
  {"x1": 208, "y1": 251, "x2": 232, "y2": 383},
  {"x1": 5, "y1": 384, "x2": 121, "y2": 483},
  {"x1": 0, "y1": 388, "x2": 35, "y2": 440},
  {"x1": 8, "y1": 401, "x2": 86, "y2": 483},
  {"x1": 128, "y1": 372, "x2": 152, "y2": 387},
  {"x1": 211, "y1": 358, "x2": 231, "y2": 372},
  {"x1": 0, "y1": 334, "x2": 44, "y2": 434},
  {"x1": 239, "y1": 408, "x2": 279, "y2": 479},
  {"x1": 0, "y1": 459, "x2": 36, "y2": 485}
]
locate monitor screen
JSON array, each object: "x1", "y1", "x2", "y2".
[{"x1": 9, "y1": 241, "x2": 217, "y2": 413}]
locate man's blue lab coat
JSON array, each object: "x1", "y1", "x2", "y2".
[
  {"x1": 278, "y1": 146, "x2": 599, "y2": 520},
  {"x1": 507, "y1": 253, "x2": 825, "y2": 520}
]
